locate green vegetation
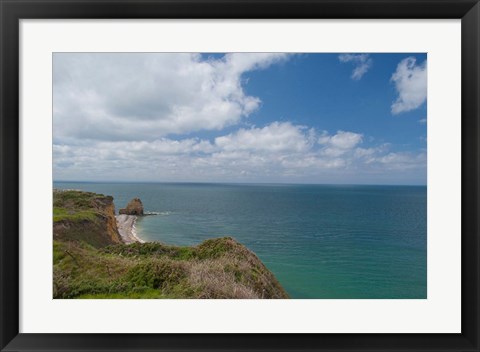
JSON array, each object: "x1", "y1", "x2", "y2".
[
  {"x1": 53, "y1": 207, "x2": 98, "y2": 223},
  {"x1": 53, "y1": 189, "x2": 106, "y2": 208},
  {"x1": 53, "y1": 189, "x2": 121, "y2": 248},
  {"x1": 53, "y1": 190, "x2": 289, "y2": 299},
  {"x1": 53, "y1": 190, "x2": 100, "y2": 223},
  {"x1": 53, "y1": 237, "x2": 288, "y2": 299}
]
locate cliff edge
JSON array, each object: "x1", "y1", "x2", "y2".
[
  {"x1": 53, "y1": 189, "x2": 122, "y2": 247},
  {"x1": 53, "y1": 190, "x2": 289, "y2": 299}
]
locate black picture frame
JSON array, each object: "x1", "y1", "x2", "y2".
[{"x1": 1, "y1": 0, "x2": 479, "y2": 351}]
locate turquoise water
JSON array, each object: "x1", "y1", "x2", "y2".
[{"x1": 54, "y1": 182, "x2": 427, "y2": 299}]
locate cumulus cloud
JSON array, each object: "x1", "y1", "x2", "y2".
[
  {"x1": 53, "y1": 53, "x2": 288, "y2": 143},
  {"x1": 53, "y1": 53, "x2": 426, "y2": 184},
  {"x1": 391, "y1": 57, "x2": 427, "y2": 114},
  {"x1": 373, "y1": 152, "x2": 427, "y2": 170},
  {"x1": 215, "y1": 122, "x2": 314, "y2": 153},
  {"x1": 338, "y1": 54, "x2": 372, "y2": 80},
  {"x1": 318, "y1": 130, "x2": 363, "y2": 157},
  {"x1": 319, "y1": 130, "x2": 363, "y2": 149},
  {"x1": 54, "y1": 121, "x2": 426, "y2": 183}
]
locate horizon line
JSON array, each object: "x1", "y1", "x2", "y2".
[{"x1": 53, "y1": 180, "x2": 427, "y2": 187}]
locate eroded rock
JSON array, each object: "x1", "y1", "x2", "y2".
[{"x1": 119, "y1": 198, "x2": 144, "y2": 215}]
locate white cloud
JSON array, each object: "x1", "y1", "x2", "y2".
[
  {"x1": 354, "y1": 147, "x2": 377, "y2": 158},
  {"x1": 53, "y1": 53, "x2": 289, "y2": 143},
  {"x1": 391, "y1": 57, "x2": 427, "y2": 114},
  {"x1": 353, "y1": 144, "x2": 392, "y2": 165},
  {"x1": 338, "y1": 54, "x2": 372, "y2": 80},
  {"x1": 215, "y1": 122, "x2": 314, "y2": 153},
  {"x1": 319, "y1": 130, "x2": 363, "y2": 149},
  {"x1": 54, "y1": 121, "x2": 425, "y2": 184},
  {"x1": 374, "y1": 152, "x2": 427, "y2": 170},
  {"x1": 53, "y1": 53, "x2": 427, "y2": 185},
  {"x1": 418, "y1": 118, "x2": 427, "y2": 124},
  {"x1": 318, "y1": 130, "x2": 363, "y2": 156}
]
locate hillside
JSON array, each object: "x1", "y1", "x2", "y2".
[
  {"x1": 53, "y1": 189, "x2": 122, "y2": 247},
  {"x1": 53, "y1": 190, "x2": 289, "y2": 299}
]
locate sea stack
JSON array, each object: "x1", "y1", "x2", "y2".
[{"x1": 119, "y1": 198, "x2": 144, "y2": 215}]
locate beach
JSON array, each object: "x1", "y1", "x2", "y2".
[{"x1": 115, "y1": 214, "x2": 144, "y2": 244}]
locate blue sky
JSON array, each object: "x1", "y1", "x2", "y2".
[{"x1": 53, "y1": 53, "x2": 427, "y2": 185}]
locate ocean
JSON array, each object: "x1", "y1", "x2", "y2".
[{"x1": 53, "y1": 182, "x2": 427, "y2": 299}]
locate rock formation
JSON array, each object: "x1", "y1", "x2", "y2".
[{"x1": 119, "y1": 198, "x2": 144, "y2": 215}]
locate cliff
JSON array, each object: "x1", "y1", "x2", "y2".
[
  {"x1": 53, "y1": 189, "x2": 122, "y2": 247},
  {"x1": 53, "y1": 190, "x2": 289, "y2": 299}
]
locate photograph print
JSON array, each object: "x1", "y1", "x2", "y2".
[{"x1": 53, "y1": 53, "x2": 427, "y2": 299}]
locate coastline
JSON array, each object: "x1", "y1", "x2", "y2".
[{"x1": 115, "y1": 214, "x2": 145, "y2": 244}]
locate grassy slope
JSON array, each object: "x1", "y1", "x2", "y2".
[
  {"x1": 53, "y1": 190, "x2": 289, "y2": 299},
  {"x1": 53, "y1": 237, "x2": 289, "y2": 299}
]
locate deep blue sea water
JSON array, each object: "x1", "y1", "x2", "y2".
[{"x1": 54, "y1": 182, "x2": 427, "y2": 299}]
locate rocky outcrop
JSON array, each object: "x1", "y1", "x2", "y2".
[{"x1": 119, "y1": 198, "x2": 144, "y2": 215}]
